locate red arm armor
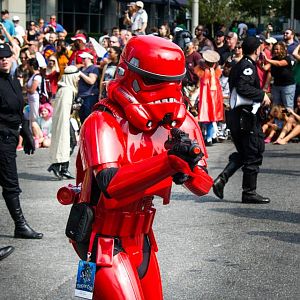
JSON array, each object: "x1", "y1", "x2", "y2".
[{"x1": 183, "y1": 165, "x2": 213, "y2": 196}]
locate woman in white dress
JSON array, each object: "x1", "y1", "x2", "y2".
[
  {"x1": 48, "y1": 65, "x2": 80, "y2": 179},
  {"x1": 26, "y1": 58, "x2": 42, "y2": 127}
]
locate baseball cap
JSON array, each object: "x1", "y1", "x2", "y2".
[
  {"x1": 0, "y1": 44, "x2": 12, "y2": 58},
  {"x1": 201, "y1": 49, "x2": 220, "y2": 63},
  {"x1": 127, "y1": 2, "x2": 136, "y2": 6},
  {"x1": 136, "y1": 1, "x2": 144, "y2": 8},
  {"x1": 216, "y1": 30, "x2": 224, "y2": 37},
  {"x1": 79, "y1": 52, "x2": 94, "y2": 59},
  {"x1": 12, "y1": 15, "x2": 20, "y2": 21},
  {"x1": 256, "y1": 34, "x2": 266, "y2": 43},
  {"x1": 64, "y1": 65, "x2": 79, "y2": 74},
  {"x1": 242, "y1": 36, "x2": 261, "y2": 55},
  {"x1": 226, "y1": 32, "x2": 237, "y2": 39},
  {"x1": 14, "y1": 35, "x2": 24, "y2": 47},
  {"x1": 71, "y1": 33, "x2": 87, "y2": 44},
  {"x1": 265, "y1": 37, "x2": 277, "y2": 44}
]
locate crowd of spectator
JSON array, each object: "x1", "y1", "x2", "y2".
[
  {"x1": 1, "y1": 3, "x2": 299, "y2": 181},
  {"x1": 176, "y1": 22, "x2": 300, "y2": 146}
]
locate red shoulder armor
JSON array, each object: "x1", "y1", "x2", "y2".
[{"x1": 79, "y1": 111, "x2": 126, "y2": 171}]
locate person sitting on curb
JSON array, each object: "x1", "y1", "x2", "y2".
[{"x1": 274, "y1": 107, "x2": 300, "y2": 144}]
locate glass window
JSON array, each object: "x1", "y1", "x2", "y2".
[
  {"x1": 61, "y1": 0, "x2": 74, "y2": 12},
  {"x1": 26, "y1": 0, "x2": 41, "y2": 22},
  {"x1": 75, "y1": 2, "x2": 89, "y2": 13},
  {"x1": 90, "y1": 0, "x2": 101, "y2": 14},
  {"x1": 75, "y1": 14, "x2": 89, "y2": 32},
  {"x1": 61, "y1": 13, "x2": 74, "y2": 33},
  {"x1": 58, "y1": 0, "x2": 104, "y2": 34},
  {"x1": 90, "y1": 15, "x2": 100, "y2": 33}
]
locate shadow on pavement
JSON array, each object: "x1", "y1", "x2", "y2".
[
  {"x1": 18, "y1": 172, "x2": 61, "y2": 181},
  {"x1": 264, "y1": 151, "x2": 300, "y2": 159},
  {"x1": 0, "y1": 234, "x2": 14, "y2": 239},
  {"x1": 248, "y1": 231, "x2": 300, "y2": 244},
  {"x1": 210, "y1": 208, "x2": 300, "y2": 224},
  {"x1": 171, "y1": 193, "x2": 240, "y2": 204},
  {"x1": 260, "y1": 168, "x2": 300, "y2": 177}
]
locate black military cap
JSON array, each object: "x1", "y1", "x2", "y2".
[
  {"x1": 242, "y1": 36, "x2": 261, "y2": 55},
  {"x1": 216, "y1": 30, "x2": 225, "y2": 37},
  {"x1": 0, "y1": 43, "x2": 12, "y2": 58}
]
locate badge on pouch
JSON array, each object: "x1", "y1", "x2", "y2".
[{"x1": 75, "y1": 260, "x2": 96, "y2": 299}]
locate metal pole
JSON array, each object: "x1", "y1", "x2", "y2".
[
  {"x1": 290, "y1": 0, "x2": 295, "y2": 29},
  {"x1": 168, "y1": 0, "x2": 171, "y2": 25},
  {"x1": 192, "y1": 0, "x2": 199, "y2": 36}
]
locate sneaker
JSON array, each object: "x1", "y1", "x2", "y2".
[
  {"x1": 34, "y1": 138, "x2": 40, "y2": 149},
  {"x1": 205, "y1": 140, "x2": 213, "y2": 147},
  {"x1": 264, "y1": 137, "x2": 271, "y2": 144}
]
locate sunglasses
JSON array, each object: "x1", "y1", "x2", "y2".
[{"x1": 235, "y1": 46, "x2": 242, "y2": 49}]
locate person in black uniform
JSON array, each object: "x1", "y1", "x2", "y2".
[
  {"x1": 212, "y1": 36, "x2": 271, "y2": 203},
  {"x1": 0, "y1": 43, "x2": 43, "y2": 239}
]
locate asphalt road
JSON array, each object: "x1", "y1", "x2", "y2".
[{"x1": 0, "y1": 141, "x2": 299, "y2": 300}]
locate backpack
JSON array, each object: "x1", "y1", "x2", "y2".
[
  {"x1": 33, "y1": 74, "x2": 50, "y2": 104},
  {"x1": 173, "y1": 30, "x2": 193, "y2": 51}
]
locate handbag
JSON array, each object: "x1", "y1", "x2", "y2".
[
  {"x1": 72, "y1": 96, "x2": 84, "y2": 110},
  {"x1": 65, "y1": 203, "x2": 94, "y2": 243}
]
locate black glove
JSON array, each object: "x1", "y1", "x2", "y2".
[
  {"x1": 165, "y1": 128, "x2": 203, "y2": 170},
  {"x1": 168, "y1": 142, "x2": 202, "y2": 170},
  {"x1": 172, "y1": 172, "x2": 189, "y2": 185},
  {"x1": 20, "y1": 119, "x2": 35, "y2": 155}
]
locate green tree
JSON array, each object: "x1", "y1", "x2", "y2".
[{"x1": 197, "y1": 0, "x2": 240, "y2": 35}]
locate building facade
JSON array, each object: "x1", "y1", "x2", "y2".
[{"x1": 1, "y1": 0, "x2": 188, "y2": 35}]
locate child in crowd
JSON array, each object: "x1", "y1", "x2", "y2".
[
  {"x1": 262, "y1": 105, "x2": 286, "y2": 143},
  {"x1": 32, "y1": 103, "x2": 53, "y2": 148},
  {"x1": 195, "y1": 49, "x2": 223, "y2": 146},
  {"x1": 45, "y1": 55, "x2": 60, "y2": 100},
  {"x1": 274, "y1": 96, "x2": 300, "y2": 144}
]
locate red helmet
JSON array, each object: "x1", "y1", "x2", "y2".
[{"x1": 108, "y1": 36, "x2": 187, "y2": 131}]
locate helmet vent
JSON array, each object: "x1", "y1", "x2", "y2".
[
  {"x1": 117, "y1": 67, "x2": 125, "y2": 76},
  {"x1": 146, "y1": 120, "x2": 153, "y2": 128},
  {"x1": 132, "y1": 80, "x2": 140, "y2": 92},
  {"x1": 129, "y1": 57, "x2": 140, "y2": 67}
]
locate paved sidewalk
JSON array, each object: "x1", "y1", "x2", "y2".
[{"x1": 0, "y1": 141, "x2": 299, "y2": 299}]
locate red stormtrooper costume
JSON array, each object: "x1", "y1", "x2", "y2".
[{"x1": 57, "y1": 36, "x2": 213, "y2": 299}]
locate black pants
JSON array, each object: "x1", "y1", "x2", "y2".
[
  {"x1": 0, "y1": 131, "x2": 21, "y2": 200},
  {"x1": 226, "y1": 106, "x2": 265, "y2": 176}
]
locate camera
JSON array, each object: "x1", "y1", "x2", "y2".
[{"x1": 282, "y1": 108, "x2": 291, "y2": 116}]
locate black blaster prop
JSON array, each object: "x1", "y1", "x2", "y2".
[
  {"x1": 165, "y1": 128, "x2": 213, "y2": 191},
  {"x1": 164, "y1": 128, "x2": 203, "y2": 159}
]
